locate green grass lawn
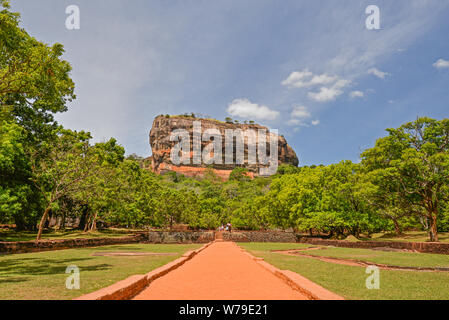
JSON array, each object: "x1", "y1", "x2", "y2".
[
  {"x1": 362, "y1": 231, "x2": 449, "y2": 243},
  {"x1": 0, "y1": 243, "x2": 200, "y2": 300},
  {"x1": 296, "y1": 246, "x2": 449, "y2": 268},
  {"x1": 239, "y1": 242, "x2": 449, "y2": 300},
  {"x1": 0, "y1": 229, "x2": 137, "y2": 242}
]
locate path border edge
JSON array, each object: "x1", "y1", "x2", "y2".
[
  {"x1": 238, "y1": 244, "x2": 345, "y2": 300},
  {"x1": 73, "y1": 241, "x2": 214, "y2": 300}
]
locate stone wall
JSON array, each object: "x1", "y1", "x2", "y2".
[
  {"x1": 3, "y1": 230, "x2": 449, "y2": 256},
  {"x1": 297, "y1": 237, "x2": 449, "y2": 255},
  {"x1": 223, "y1": 231, "x2": 297, "y2": 243},
  {"x1": 0, "y1": 234, "x2": 147, "y2": 255},
  {"x1": 147, "y1": 231, "x2": 215, "y2": 243}
]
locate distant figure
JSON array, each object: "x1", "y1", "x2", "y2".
[{"x1": 227, "y1": 222, "x2": 232, "y2": 233}]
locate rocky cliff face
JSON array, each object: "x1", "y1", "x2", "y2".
[{"x1": 149, "y1": 115, "x2": 299, "y2": 179}]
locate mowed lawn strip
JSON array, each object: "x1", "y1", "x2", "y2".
[
  {"x1": 245, "y1": 240, "x2": 449, "y2": 268},
  {"x1": 0, "y1": 229, "x2": 137, "y2": 242},
  {"x1": 361, "y1": 231, "x2": 449, "y2": 243},
  {"x1": 0, "y1": 243, "x2": 201, "y2": 300},
  {"x1": 293, "y1": 246, "x2": 449, "y2": 268},
  {"x1": 239, "y1": 242, "x2": 449, "y2": 300}
]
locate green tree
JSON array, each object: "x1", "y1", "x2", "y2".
[
  {"x1": 0, "y1": 1, "x2": 75, "y2": 141},
  {"x1": 77, "y1": 138, "x2": 126, "y2": 231},
  {"x1": 229, "y1": 167, "x2": 251, "y2": 182},
  {"x1": 30, "y1": 128, "x2": 97, "y2": 240},
  {"x1": 157, "y1": 188, "x2": 186, "y2": 229},
  {"x1": 276, "y1": 164, "x2": 300, "y2": 175},
  {"x1": 361, "y1": 118, "x2": 449, "y2": 242},
  {"x1": 361, "y1": 168, "x2": 411, "y2": 235},
  {"x1": 0, "y1": 121, "x2": 41, "y2": 229}
]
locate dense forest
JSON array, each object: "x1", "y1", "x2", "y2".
[{"x1": 1, "y1": 1, "x2": 449, "y2": 242}]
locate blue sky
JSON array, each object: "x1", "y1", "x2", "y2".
[{"x1": 11, "y1": 0, "x2": 449, "y2": 165}]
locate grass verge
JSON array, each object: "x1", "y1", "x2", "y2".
[
  {"x1": 295, "y1": 246, "x2": 449, "y2": 268},
  {"x1": 362, "y1": 231, "x2": 449, "y2": 243},
  {"x1": 239, "y1": 242, "x2": 449, "y2": 300},
  {"x1": 0, "y1": 243, "x2": 200, "y2": 300},
  {"x1": 0, "y1": 229, "x2": 136, "y2": 242}
]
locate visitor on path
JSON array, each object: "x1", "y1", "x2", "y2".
[{"x1": 227, "y1": 222, "x2": 232, "y2": 233}]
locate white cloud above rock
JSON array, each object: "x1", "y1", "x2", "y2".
[
  {"x1": 433, "y1": 58, "x2": 449, "y2": 69},
  {"x1": 291, "y1": 105, "x2": 311, "y2": 119},
  {"x1": 308, "y1": 79, "x2": 351, "y2": 102},
  {"x1": 283, "y1": 69, "x2": 351, "y2": 103},
  {"x1": 288, "y1": 105, "x2": 319, "y2": 127},
  {"x1": 367, "y1": 68, "x2": 389, "y2": 79},
  {"x1": 349, "y1": 90, "x2": 364, "y2": 98},
  {"x1": 227, "y1": 98, "x2": 279, "y2": 120},
  {"x1": 282, "y1": 69, "x2": 337, "y2": 88}
]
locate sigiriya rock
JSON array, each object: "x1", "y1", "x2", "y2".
[{"x1": 149, "y1": 115, "x2": 299, "y2": 179}]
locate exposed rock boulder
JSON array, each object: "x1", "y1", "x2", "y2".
[{"x1": 149, "y1": 115, "x2": 298, "y2": 179}]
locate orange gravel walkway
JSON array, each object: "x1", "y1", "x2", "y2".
[{"x1": 134, "y1": 241, "x2": 308, "y2": 300}]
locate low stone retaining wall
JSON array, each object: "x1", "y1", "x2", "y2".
[
  {"x1": 0, "y1": 234, "x2": 147, "y2": 255},
  {"x1": 3, "y1": 230, "x2": 449, "y2": 255},
  {"x1": 147, "y1": 231, "x2": 215, "y2": 243},
  {"x1": 223, "y1": 231, "x2": 297, "y2": 243},
  {"x1": 297, "y1": 237, "x2": 449, "y2": 255}
]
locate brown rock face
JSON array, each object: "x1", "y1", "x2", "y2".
[{"x1": 149, "y1": 115, "x2": 299, "y2": 179}]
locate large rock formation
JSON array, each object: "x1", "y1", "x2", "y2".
[{"x1": 149, "y1": 115, "x2": 298, "y2": 179}]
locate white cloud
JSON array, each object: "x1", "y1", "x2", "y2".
[
  {"x1": 311, "y1": 120, "x2": 320, "y2": 126},
  {"x1": 283, "y1": 69, "x2": 351, "y2": 103},
  {"x1": 291, "y1": 105, "x2": 311, "y2": 119},
  {"x1": 368, "y1": 68, "x2": 389, "y2": 79},
  {"x1": 308, "y1": 79, "x2": 351, "y2": 102},
  {"x1": 433, "y1": 59, "x2": 449, "y2": 69},
  {"x1": 288, "y1": 105, "x2": 313, "y2": 126},
  {"x1": 334, "y1": 79, "x2": 351, "y2": 89},
  {"x1": 349, "y1": 91, "x2": 364, "y2": 98},
  {"x1": 227, "y1": 98, "x2": 279, "y2": 120},
  {"x1": 308, "y1": 87, "x2": 341, "y2": 102},
  {"x1": 281, "y1": 70, "x2": 313, "y2": 88},
  {"x1": 282, "y1": 69, "x2": 338, "y2": 89},
  {"x1": 287, "y1": 119, "x2": 301, "y2": 126}
]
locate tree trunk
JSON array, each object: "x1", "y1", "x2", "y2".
[
  {"x1": 44, "y1": 213, "x2": 51, "y2": 229},
  {"x1": 419, "y1": 216, "x2": 429, "y2": 231},
  {"x1": 78, "y1": 207, "x2": 88, "y2": 230},
  {"x1": 14, "y1": 215, "x2": 27, "y2": 231},
  {"x1": 61, "y1": 212, "x2": 66, "y2": 230},
  {"x1": 428, "y1": 214, "x2": 439, "y2": 242},
  {"x1": 393, "y1": 219, "x2": 403, "y2": 235},
  {"x1": 90, "y1": 212, "x2": 98, "y2": 231},
  {"x1": 84, "y1": 213, "x2": 91, "y2": 232},
  {"x1": 36, "y1": 206, "x2": 51, "y2": 241}
]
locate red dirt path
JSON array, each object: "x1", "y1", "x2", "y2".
[{"x1": 133, "y1": 241, "x2": 308, "y2": 300}]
